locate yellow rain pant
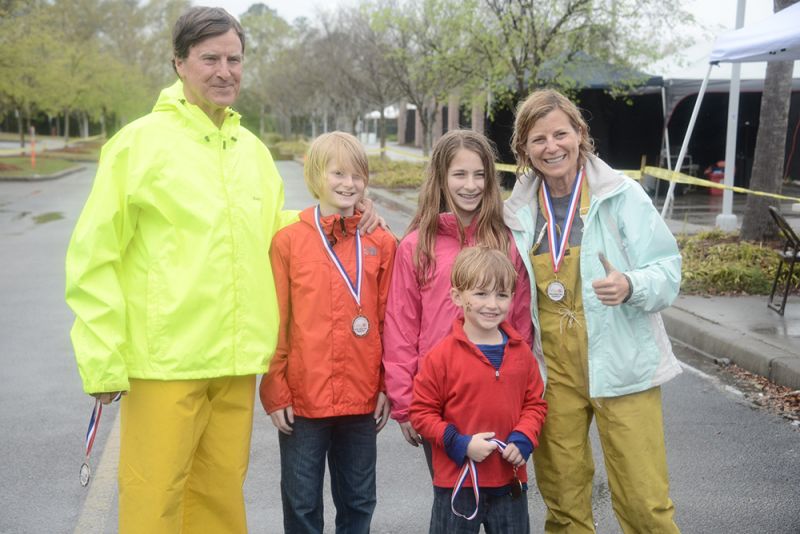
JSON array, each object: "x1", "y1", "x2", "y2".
[
  {"x1": 118, "y1": 375, "x2": 256, "y2": 534},
  {"x1": 531, "y1": 246, "x2": 679, "y2": 534}
]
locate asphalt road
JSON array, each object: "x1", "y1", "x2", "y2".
[{"x1": 0, "y1": 161, "x2": 798, "y2": 534}]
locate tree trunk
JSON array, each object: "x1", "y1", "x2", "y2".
[
  {"x1": 421, "y1": 102, "x2": 439, "y2": 157},
  {"x1": 259, "y1": 103, "x2": 266, "y2": 139},
  {"x1": 740, "y1": 0, "x2": 797, "y2": 241},
  {"x1": 16, "y1": 108, "x2": 25, "y2": 148},
  {"x1": 379, "y1": 106, "x2": 387, "y2": 161},
  {"x1": 81, "y1": 112, "x2": 89, "y2": 138},
  {"x1": 64, "y1": 111, "x2": 71, "y2": 146}
]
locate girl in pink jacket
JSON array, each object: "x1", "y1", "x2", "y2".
[{"x1": 382, "y1": 129, "x2": 533, "y2": 467}]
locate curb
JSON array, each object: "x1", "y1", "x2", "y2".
[
  {"x1": 662, "y1": 306, "x2": 800, "y2": 390},
  {"x1": 369, "y1": 187, "x2": 416, "y2": 216},
  {"x1": 0, "y1": 164, "x2": 86, "y2": 182}
]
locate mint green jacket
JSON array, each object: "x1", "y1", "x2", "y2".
[
  {"x1": 503, "y1": 155, "x2": 683, "y2": 398},
  {"x1": 65, "y1": 81, "x2": 294, "y2": 394}
]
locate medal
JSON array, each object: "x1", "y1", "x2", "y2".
[
  {"x1": 314, "y1": 206, "x2": 369, "y2": 338},
  {"x1": 80, "y1": 462, "x2": 91, "y2": 487},
  {"x1": 352, "y1": 314, "x2": 370, "y2": 337},
  {"x1": 80, "y1": 393, "x2": 121, "y2": 487},
  {"x1": 511, "y1": 471, "x2": 523, "y2": 500},
  {"x1": 546, "y1": 280, "x2": 566, "y2": 302},
  {"x1": 451, "y1": 438, "x2": 520, "y2": 520}
]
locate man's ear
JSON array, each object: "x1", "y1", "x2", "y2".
[{"x1": 450, "y1": 287, "x2": 463, "y2": 308}]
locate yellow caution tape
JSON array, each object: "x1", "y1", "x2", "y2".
[
  {"x1": 621, "y1": 165, "x2": 800, "y2": 203},
  {"x1": 365, "y1": 146, "x2": 800, "y2": 203}
]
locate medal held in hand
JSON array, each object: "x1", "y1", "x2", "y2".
[
  {"x1": 314, "y1": 206, "x2": 370, "y2": 337},
  {"x1": 80, "y1": 393, "x2": 121, "y2": 487},
  {"x1": 80, "y1": 399, "x2": 103, "y2": 487},
  {"x1": 540, "y1": 168, "x2": 585, "y2": 302}
]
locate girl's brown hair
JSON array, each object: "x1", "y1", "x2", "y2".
[
  {"x1": 510, "y1": 89, "x2": 595, "y2": 178},
  {"x1": 407, "y1": 129, "x2": 508, "y2": 285}
]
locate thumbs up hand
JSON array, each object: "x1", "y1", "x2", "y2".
[{"x1": 592, "y1": 252, "x2": 632, "y2": 306}]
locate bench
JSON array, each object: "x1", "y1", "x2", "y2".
[{"x1": 767, "y1": 206, "x2": 800, "y2": 315}]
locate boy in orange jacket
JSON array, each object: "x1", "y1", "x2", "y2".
[
  {"x1": 260, "y1": 132, "x2": 396, "y2": 534},
  {"x1": 411, "y1": 246, "x2": 547, "y2": 533}
]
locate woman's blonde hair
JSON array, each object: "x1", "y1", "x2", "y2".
[
  {"x1": 407, "y1": 129, "x2": 508, "y2": 285},
  {"x1": 304, "y1": 131, "x2": 369, "y2": 199},
  {"x1": 510, "y1": 89, "x2": 595, "y2": 178},
  {"x1": 451, "y1": 246, "x2": 517, "y2": 294}
]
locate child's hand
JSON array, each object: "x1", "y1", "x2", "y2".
[
  {"x1": 374, "y1": 392, "x2": 391, "y2": 432},
  {"x1": 269, "y1": 406, "x2": 295, "y2": 435},
  {"x1": 399, "y1": 421, "x2": 423, "y2": 447},
  {"x1": 502, "y1": 442, "x2": 525, "y2": 468},
  {"x1": 467, "y1": 432, "x2": 497, "y2": 462}
]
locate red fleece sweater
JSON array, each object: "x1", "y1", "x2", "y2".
[{"x1": 410, "y1": 318, "x2": 547, "y2": 488}]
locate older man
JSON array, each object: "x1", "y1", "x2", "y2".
[{"x1": 65, "y1": 7, "x2": 375, "y2": 533}]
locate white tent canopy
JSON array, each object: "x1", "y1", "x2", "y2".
[
  {"x1": 710, "y1": 2, "x2": 800, "y2": 63},
  {"x1": 661, "y1": 2, "x2": 800, "y2": 219}
]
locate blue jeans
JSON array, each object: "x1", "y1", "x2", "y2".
[
  {"x1": 279, "y1": 414, "x2": 377, "y2": 534},
  {"x1": 429, "y1": 486, "x2": 530, "y2": 534}
]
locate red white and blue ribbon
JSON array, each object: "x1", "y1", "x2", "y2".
[
  {"x1": 84, "y1": 399, "x2": 104, "y2": 459},
  {"x1": 540, "y1": 167, "x2": 585, "y2": 273},
  {"x1": 451, "y1": 438, "x2": 511, "y2": 520},
  {"x1": 84, "y1": 393, "x2": 122, "y2": 459},
  {"x1": 314, "y1": 205, "x2": 362, "y2": 307}
]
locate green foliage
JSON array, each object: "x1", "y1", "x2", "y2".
[
  {"x1": 677, "y1": 230, "x2": 798, "y2": 296},
  {"x1": 368, "y1": 156, "x2": 425, "y2": 188},
  {"x1": 273, "y1": 139, "x2": 309, "y2": 159},
  {"x1": 262, "y1": 132, "x2": 284, "y2": 146},
  {"x1": 0, "y1": 156, "x2": 79, "y2": 177}
]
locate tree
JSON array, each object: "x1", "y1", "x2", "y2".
[
  {"x1": 332, "y1": 4, "x2": 403, "y2": 156},
  {"x1": 240, "y1": 3, "x2": 293, "y2": 138},
  {"x1": 470, "y1": 0, "x2": 694, "y2": 109},
  {"x1": 374, "y1": 0, "x2": 483, "y2": 154},
  {"x1": 740, "y1": 0, "x2": 799, "y2": 241}
]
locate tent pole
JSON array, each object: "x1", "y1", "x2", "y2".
[
  {"x1": 717, "y1": 0, "x2": 746, "y2": 232},
  {"x1": 656, "y1": 85, "x2": 673, "y2": 207},
  {"x1": 661, "y1": 63, "x2": 715, "y2": 218}
]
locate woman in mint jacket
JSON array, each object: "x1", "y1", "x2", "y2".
[{"x1": 503, "y1": 89, "x2": 682, "y2": 534}]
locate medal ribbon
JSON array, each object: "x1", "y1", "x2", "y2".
[
  {"x1": 451, "y1": 438, "x2": 518, "y2": 520},
  {"x1": 313, "y1": 205, "x2": 362, "y2": 307},
  {"x1": 83, "y1": 393, "x2": 121, "y2": 461},
  {"x1": 539, "y1": 167, "x2": 585, "y2": 273},
  {"x1": 84, "y1": 400, "x2": 103, "y2": 460}
]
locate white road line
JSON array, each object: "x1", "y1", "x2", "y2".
[{"x1": 74, "y1": 413, "x2": 119, "y2": 534}]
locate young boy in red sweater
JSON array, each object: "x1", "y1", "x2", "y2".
[
  {"x1": 410, "y1": 246, "x2": 547, "y2": 533},
  {"x1": 260, "y1": 131, "x2": 396, "y2": 533}
]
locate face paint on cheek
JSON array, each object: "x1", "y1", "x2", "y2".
[{"x1": 465, "y1": 302, "x2": 473, "y2": 312}]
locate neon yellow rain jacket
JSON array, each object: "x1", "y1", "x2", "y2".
[{"x1": 65, "y1": 81, "x2": 294, "y2": 394}]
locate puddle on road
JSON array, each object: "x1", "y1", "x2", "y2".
[{"x1": 32, "y1": 211, "x2": 64, "y2": 224}]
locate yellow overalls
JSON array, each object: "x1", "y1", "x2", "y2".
[{"x1": 530, "y1": 186, "x2": 679, "y2": 533}]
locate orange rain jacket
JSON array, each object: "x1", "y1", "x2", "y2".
[{"x1": 259, "y1": 206, "x2": 397, "y2": 418}]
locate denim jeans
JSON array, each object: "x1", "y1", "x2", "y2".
[
  {"x1": 429, "y1": 486, "x2": 530, "y2": 534},
  {"x1": 279, "y1": 414, "x2": 377, "y2": 534}
]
